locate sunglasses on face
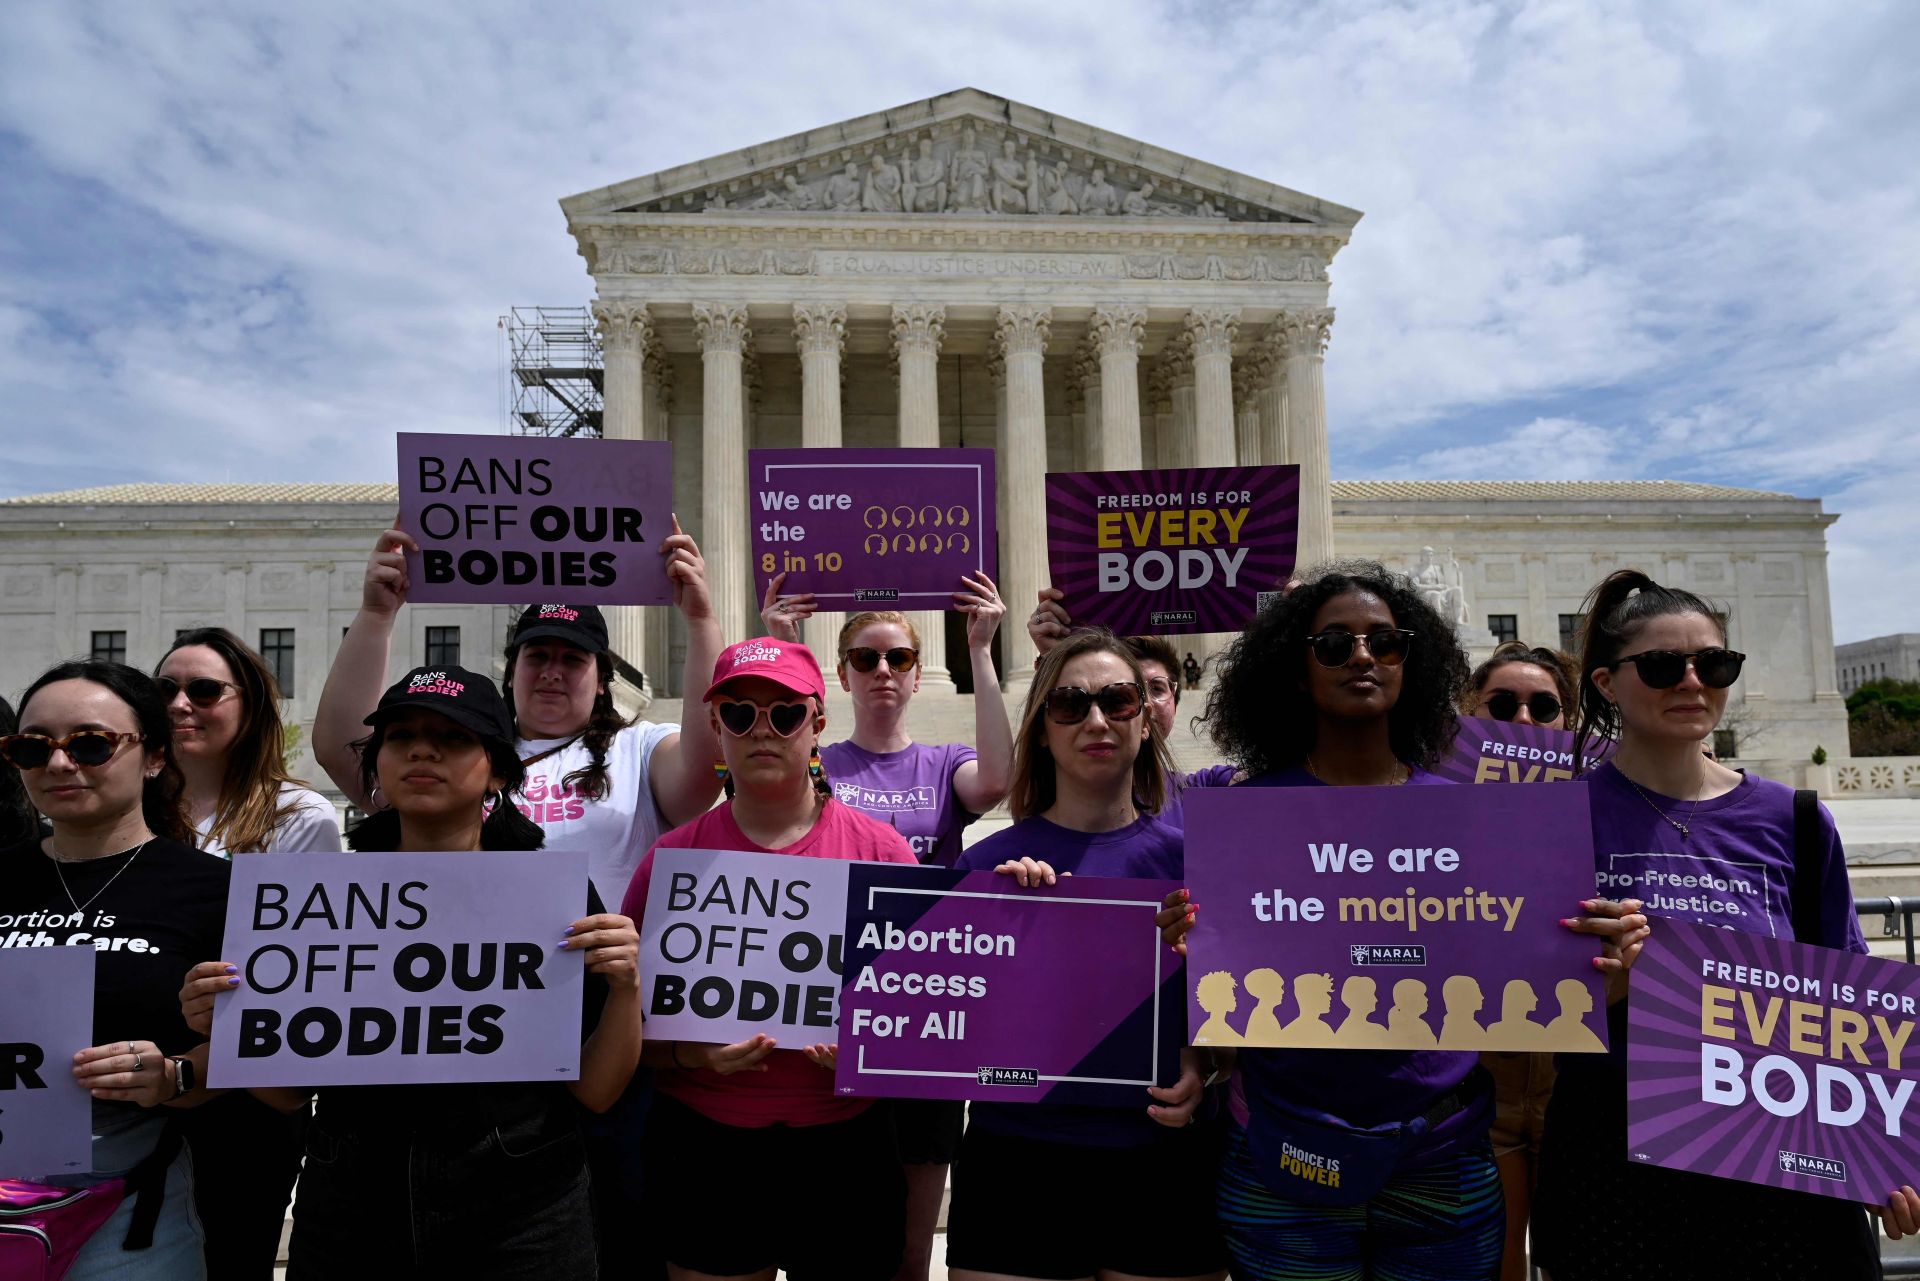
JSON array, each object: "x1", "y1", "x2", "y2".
[
  {"x1": 1481, "y1": 691, "x2": 1563, "y2": 723},
  {"x1": 714, "y1": 698, "x2": 814, "y2": 738},
  {"x1": 1609, "y1": 648, "x2": 1746, "y2": 690},
  {"x1": 0, "y1": 730, "x2": 144, "y2": 771},
  {"x1": 1043, "y1": 682, "x2": 1145, "y2": 726},
  {"x1": 157, "y1": 676, "x2": 238, "y2": 708},
  {"x1": 844, "y1": 646, "x2": 918, "y2": 674},
  {"x1": 1305, "y1": 628, "x2": 1415, "y2": 668}
]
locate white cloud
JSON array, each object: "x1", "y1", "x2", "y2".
[{"x1": 1410, "y1": 416, "x2": 1623, "y2": 481}]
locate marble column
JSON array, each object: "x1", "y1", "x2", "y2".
[
  {"x1": 890, "y1": 303, "x2": 952, "y2": 688},
  {"x1": 694, "y1": 303, "x2": 753, "y2": 651},
  {"x1": 1187, "y1": 307, "x2": 1240, "y2": 467},
  {"x1": 1256, "y1": 334, "x2": 1290, "y2": 466},
  {"x1": 1164, "y1": 340, "x2": 1197, "y2": 469},
  {"x1": 592, "y1": 301, "x2": 654, "y2": 680},
  {"x1": 1090, "y1": 304, "x2": 1145, "y2": 470},
  {"x1": 642, "y1": 349, "x2": 674, "y2": 693},
  {"x1": 1234, "y1": 356, "x2": 1265, "y2": 468},
  {"x1": 1146, "y1": 366, "x2": 1175, "y2": 469},
  {"x1": 794, "y1": 304, "x2": 847, "y2": 667},
  {"x1": 1277, "y1": 307, "x2": 1335, "y2": 570},
  {"x1": 995, "y1": 305, "x2": 1050, "y2": 686},
  {"x1": 1074, "y1": 348, "x2": 1103, "y2": 471}
]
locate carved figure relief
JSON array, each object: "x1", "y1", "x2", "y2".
[
  {"x1": 862, "y1": 153, "x2": 904, "y2": 213},
  {"x1": 745, "y1": 172, "x2": 817, "y2": 210},
  {"x1": 990, "y1": 139, "x2": 1034, "y2": 215},
  {"x1": 903, "y1": 138, "x2": 946, "y2": 212},
  {"x1": 948, "y1": 126, "x2": 991, "y2": 211},
  {"x1": 1039, "y1": 160, "x2": 1077, "y2": 215},
  {"x1": 1079, "y1": 167, "x2": 1120, "y2": 216},
  {"x1": 824, "y1": 161, "x2": 863, "y2": 212}
]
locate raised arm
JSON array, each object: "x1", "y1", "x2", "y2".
[
  {"x1": 645, "y1": 517, "x2": 728, "y2": 828},
  {"x1": 313, "y1": 526, "x2": 415, "y2": 809},
  {"x1": 951, "y1": 572, "x2": 1013, "y2": 814}
]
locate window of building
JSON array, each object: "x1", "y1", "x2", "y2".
[
  {"x1": 1712, "y1": 729, "x2": 1738, "y2": 761},
  {"x1": 259, "y1": 628, "x2": 296, "y2": 693},
  {"x1": 90, "y1": 631, "x2": 127, "y2": 664},
  {"x1": 1487, "y1": 614, "x2": 1519, "y2": 644},
  {"x1": 425, "y1": 626, "x2": 462, "y2": 668},
  {"x1": 1558, "y1": 613, "x2": 1585, "y2": 654}
]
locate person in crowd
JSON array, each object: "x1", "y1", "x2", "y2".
[
  {"x1": 945, "y1": 628, "x2": 1228, "y2": 1281},
  {"x1": 1461, "y1": 641, "x2": 1579, "y2": 1281},
  {"x1": 1183, "y1": 652, "x2": 1202, "y2": 690},
  {"x1": 181, "y1": 666, "x2": 641, "y2": 1278},
  {"x1": 761, "y1": 574, "x2": 1011, "y2": 1281},
  {"x1": 0, "y1": 694, "x2": 43, "y2": 847},
  {"x1": 1, "y1": 661, "x2": 228, "y2": 1279},
  {"x1": 621, "y1": 637, "x2": 920, "y2": 1281},
  {"x1": 1533, "y1": 571, "x2": 1920, "y2": 1278}
]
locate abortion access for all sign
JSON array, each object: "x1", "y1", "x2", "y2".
[
  {"x1": 1182, "y1": 784, "x2": 1608, "y2": 1054},
  {"x1": 397, "y1": 432, "x2": 674, "y2": 605},
  {"x1": 748, "y1": 448, "x2": 997, "y2": 610},
  {"x1": 209, "y1": 851, "x2": 589, "y2": 1088},
  {"x1": 835, "y1": 866, "x2": 1182, "y2": 1105},
  {"x1": 1628, "y1": 917, "x2": 1920, "y2": 1203},
  {"x1": 0, "y1": 947, "x2": 94, "y2": 1176},
  {"x1": 636, "y1": 849, "x2": 851, "y2": 1047},
  {"x1": 1434, "y1": 716, "x2": 1615, "y2": 786},
  {"x1": 1044, "y1": 464, "x2": 1298, "y2": 635}
]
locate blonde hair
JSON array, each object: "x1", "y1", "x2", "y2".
[
  {"x1": 159, "y1": 628, "x2": 309, "y2": 854},
  {"x1": 1008, "y1": 628, "x2": 1172, "y2": 820},
  {"x1": 836, "y1": 611, "x2": 922, "y2": 660}
]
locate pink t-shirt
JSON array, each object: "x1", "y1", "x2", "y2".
[{"x1": 623, "y1": 796, "x2": 917, "y2": 1128}]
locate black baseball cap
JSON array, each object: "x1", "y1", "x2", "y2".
[
  {"x1": 508, "y1": 604, "x2": 609, "y2": 655},
  {"x1": 365, "y1": 666, "x2": 515, "y2": 745}
]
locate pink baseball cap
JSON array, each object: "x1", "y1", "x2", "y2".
[{"x1": 704, "y1": 638, "x2": 827, "y2": 702}]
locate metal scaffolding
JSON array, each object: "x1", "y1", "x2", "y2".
[{"x1": 503, "y1": 306, "x2": 602, "y2": 437}]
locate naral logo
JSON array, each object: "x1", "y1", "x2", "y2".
[
  {"x1": 1349, "y1": 944, "x2": 1427, "y2": 966},
  {"x1": 1778, "y1": 1150, "x2": 1846, "y2": 1181},
  {"x1": 855, "y1": 589, "x2": 901, "y2": 602},
  {"x1": 1150, "y1": 610, "x2": 1199, "y2": 626},
  {"x1": 975, "y1": 1067, "x2": 1040, "y2": 1087}
]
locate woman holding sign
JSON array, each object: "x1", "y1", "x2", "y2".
[
  {"x1": 945, "y1": 628, "x2": 1229, "y2": 1281},
  {"x1": 1, "y1": 661, "x2": 229, "y2": 1280}
]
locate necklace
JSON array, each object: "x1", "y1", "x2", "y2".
[
  {"x1": 48, "y1": 839, "x2": 152, "y2": 915},
  {"x1": 1624, "y1": 776, "x2": 1703, "y2": 838},
  {"x1": 1305, "y1": 754, "x2": 1409, "y2": 787}
]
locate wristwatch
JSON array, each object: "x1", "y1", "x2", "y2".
[{"x1": 168, "y1": 1056, "x2": 195, "y2": 1099}]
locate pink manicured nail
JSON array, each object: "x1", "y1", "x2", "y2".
[{"x1": 1592, "y1": 956, "x2": 1608, "y2": 971}]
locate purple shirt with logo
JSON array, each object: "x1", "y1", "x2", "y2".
[{"x1": 818, "y1": 740, "x2": 979, "y2": 867}]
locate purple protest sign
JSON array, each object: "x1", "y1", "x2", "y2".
[
  {"x1": 835, "y1": 866, "x2": 1182, "y2": 1105},
  {"x1": 748, "y1": 448, "x2": 997, "y2": 610},
  {"x1": 0, "y1": 947, "x2": 94, "y2": 1176},
  {"x1": 1435, "y1": 716, "x2": 1616, "y2": 786},
  {"x1": 1044, "y1": 464, "x2": 1298, "y2": 635},
  {"x1": 637, "y1": 848, "x2": 850, "y2": 1047},
  {"x1": 397, "y1": 432, "x2": 674, "y2": 605},
  {"x1": 208, "y1": 851, "x2": 589, "y2": 1088},
  {"x1": 1629, "y1": 916, "x2": 1920, "y2": 1203},
  {"x1": 1182, "y1": 784, "x2": 1608, "y2": 1053}
]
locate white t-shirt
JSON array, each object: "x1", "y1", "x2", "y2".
[
  {"x1": 196, "y1": 783, "x2": 344, "y2": 858},
  {"x1": 515, "y1": 720, "x2": 678, "y2": 905}
]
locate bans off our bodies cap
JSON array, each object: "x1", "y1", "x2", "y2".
[
  {"x1": 704, "y1": 639, "x2": 827, "y2": 703},
  {"x1": 509, "y1": 604, "x2": 609, "y2": 656},
  {"x1": 366, "y1": 665, "x2": 515, "y2": 745}
]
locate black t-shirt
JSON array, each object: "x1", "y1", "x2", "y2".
[{"x1": 0, "y1": 836, "x2": 229, "y2": 1055}]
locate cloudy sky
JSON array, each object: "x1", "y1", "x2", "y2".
[{"x1": 2, "y1": 1, "x2": 1914, "y2": 640}]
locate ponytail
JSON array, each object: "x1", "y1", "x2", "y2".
[{"x1": 1573, "y1": 569, "x2": 1727, "y2": 771}]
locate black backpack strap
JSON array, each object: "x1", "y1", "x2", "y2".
[{"x1": 1790, "y1": 788, "x2": 1823, "y2": 945}]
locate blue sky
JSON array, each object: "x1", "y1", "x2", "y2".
[{"x1": 2, "y1": 1, "x2": 1915, "y2": 641}]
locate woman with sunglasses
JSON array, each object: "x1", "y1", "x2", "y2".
[
  {"x1": 1, "y1": 661, "x2": 228, "y2": 1279},
  {"x1": 621, "y1": 637, "x2": 919, "y2": 1281},
  {"x1": 180, "y1": 665, "x2": 641, "y2": 1277},
  {"x1": 1466, "y1": 641, "x2": 1576, "y2": 732},
  {"x1": 1531, "y1": 571, "x2": 1913, "y2": 1279},
  {"x1": 943, "y1": 628, "x2": 1228, "y2": 1281}
]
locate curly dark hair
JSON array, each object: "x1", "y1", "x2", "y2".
[{"x1": 1202, "y1": 559, "x2": 1469, "y2": 776}]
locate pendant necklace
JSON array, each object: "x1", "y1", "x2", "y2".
[
  {"x1": 1625, "y1": 777, "x2": 1703, "y2": 839},
  {"x1": 49, "y1": 839, "x2": 152, "y2": 915}
]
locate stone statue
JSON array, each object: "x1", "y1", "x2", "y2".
[
  {"x1": 903, "y1": 137, "x2": 946, "y2": 212},
  {"x1": 1412, "y1": 546, "x2": 1469, "y2": 625},
  {"x1": 1122, "y1": 181, "x2": 1154, "y2": 217},
  {"x1": 1079, "y1": 167, "x2": 1119, "y2": 216},
  {"x1": 746, "y1": 172, "x2": 816, "y2": 210},
  {"x1": 1195, "y1": 198, "x2": 1230, "y2": 219},
  {"x1": 1039, "y1": 159, "x2": 1077, "y2": 215},
  {"x1": 702, "y1": 192, "x2": 729, "y2": 211},
  {"x1": 947, "y1": 126, "x2": 990, "y2": 211},
  {"x1": 823, "y1": 160, "x2": 863, "y2": 212},
  {"x1": 862, "y1": 153, "x2": 904, "y2": 213},
  {"x1": 990, "y1": 139, "x2": 1033, "y2": 214}
]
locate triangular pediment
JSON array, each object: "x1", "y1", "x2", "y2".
[{"x1": 561, "y1": 88, "x2": 1361, "y2": 228}]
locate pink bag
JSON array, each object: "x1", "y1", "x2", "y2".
[{"x1": 0, "y1": 1178, "x2": 127, "y2": 1281}]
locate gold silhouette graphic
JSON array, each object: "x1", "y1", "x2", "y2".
[
  {"x1": 1194, "y1": 970, "x2": 1245, "y2": 1046},
  {"x1": 1544, "y1": 978, "x2": 1606, "y2": 1053},
  {"x1": 1242, "y1": 968, "x2": 1286, "y2": 1042},
  {"x1": 1280, "y1": 972, "x2": 1337, "y2": 1046},
  {"x1": 1438, "y1": 975, "x2": 1487, "y2": 1049},
  {"x1": 1386, "y1": 979, "x2": 1436, "y2": 1048},
  {"x1": 1334, "y1": 976, "x2": 1391, "y2": 1047},
  {"x1": 1485, "y1": 979, "x2": 1548, "y2": 1050}
]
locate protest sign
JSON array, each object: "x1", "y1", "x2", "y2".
[
  {"x1": 1435, "y1": 716, "x2": 1615, "y2": 785},
  {"x1": 397, "y1": 432, "x2": 674, "y2": 606},
  {"x1": 208, "y1": 851, "x2": 589, "y2": 1088},
  {"x1": 1629, "y1": 916, "x2": 1920, "y2": 1203},
  {"x1": 0, "y1": 947, "x2": 94, "y2": 1176},
  {"x1": 1182, "y1": 784, "x2": 1607, "y2": 1053},
  {"x1": 1044, "y1": 464, "x2": 1299, "y2": 635},
  {"x1": 748, "y1": 448, "x2": 997, "y2": 610},
  {"x1": 637, "y1": 849, "x2": 850, "y2": 1046},
  {"x1": 835, "y1": 866, "x2": 1183, "y2": 1104}
]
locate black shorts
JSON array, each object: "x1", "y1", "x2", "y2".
[
  {"x1": 889, "y1": 1098, "x2": 966, "y2": 1165},
  {"x1": 945, "y1": 1121, "x2": 1229, "y2": 1279},
  {"x1": 645, "y1": 1095, "x2": 904, "y2": 1281}
]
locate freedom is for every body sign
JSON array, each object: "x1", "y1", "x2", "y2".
[
  {"x1": 209, "y1": 851, "x2": 589, "y2": 1088},
  {"x1": 1182, "y1": 784, "x2": 1608, "y2": 1053},
  {"x1": 1629, "y1": 917, "x2": 1920, "y2": 1202},
  {"x1": 1044, "y1": 464, "x2": 1298, "y2": 635},
  {"x1": 749, "y1": 447, "x2": 997, "y2": 610},
  {"x1": 1434, "y1": 716, "x2": 1615, "y2": 786},
  {"x1": 0, "y1": 947, "x2": 94, "y2": 1176},
  {"x1": 397, "y1": 432, "x2": 674, "y2": 605},
  {"x1": 835, "y1": 866, "x2": 1183, "y2": 1105}
]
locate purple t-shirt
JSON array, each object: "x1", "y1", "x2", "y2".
[
  {"x1": 818, "y1": 740, "x2": 979, "y2": 867},
  {"x1": 957, "y1": 813, "x2": 1185, "y2": 1147},
  {"x1": 1160, "y1": 763, "x2": 1238, "y2": 831}
]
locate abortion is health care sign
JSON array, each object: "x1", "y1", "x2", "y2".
[
  {"x1": 748, "y1": 448, "x2": 997, "y2": 611},
  {"x1": 1628, "y1": 917, "x2": 1920, "y2": 1203},
  {"x1": 835, "y1": 866, "x2": 1183, "y2": 1105},
  {"x1": 0, "y1": 947, "x2": 95, "y2": 1176},
  {"x1": 1434, "y1": 716, "x2": 1616, "y2": 786},
  {"x1": 1044, "y1": 464, "x2": 1299, "y2": 636},
  {"x1": 397, "y1": 432, "x2": 674, "y2": 606},
  {"x1": 1181, "y1": 784, "x2": 1608, "y2": 1054},
  {"x1": 209, "y1": 851, "x2": 590, "y2": 1088}
]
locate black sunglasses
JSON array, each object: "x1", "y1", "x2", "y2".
[
  {"x1": 714, "y1": 698, "x2": 814, "y2": 738},
  {"x1": 157, "y1": 676, "x2": 238, "y2": 708},
  {"x1": 1481, "y1": 691, "x2": 1563, "y2": 724},
  {"x1": 1609, "y1": 648, "x2": 1745, "y2": 690},
  {"x1": 0, "y1": 730, "x2": 143, "y2": 770},
  {"x1": 1043, "y1": 682, "x2": 1145, "y2": 726},
  {"x1": 844, "y1": 646, "x2": 918, "y2": 674},
  {"x1": 1305, "y1": 628, "x2": 1415, "y2": 668}
]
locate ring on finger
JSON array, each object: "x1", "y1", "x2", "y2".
[{"x1": 130, "y1": 1051, "x2": 145, "y2": 1072}]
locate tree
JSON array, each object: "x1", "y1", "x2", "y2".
[{"x1": 1848, "y1": 679, "x2": 1920, "y2": 756}]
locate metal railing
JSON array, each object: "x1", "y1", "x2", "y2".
[{"x1": 1858, "y1": 896, "x2": 1920, "y2": 964}]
